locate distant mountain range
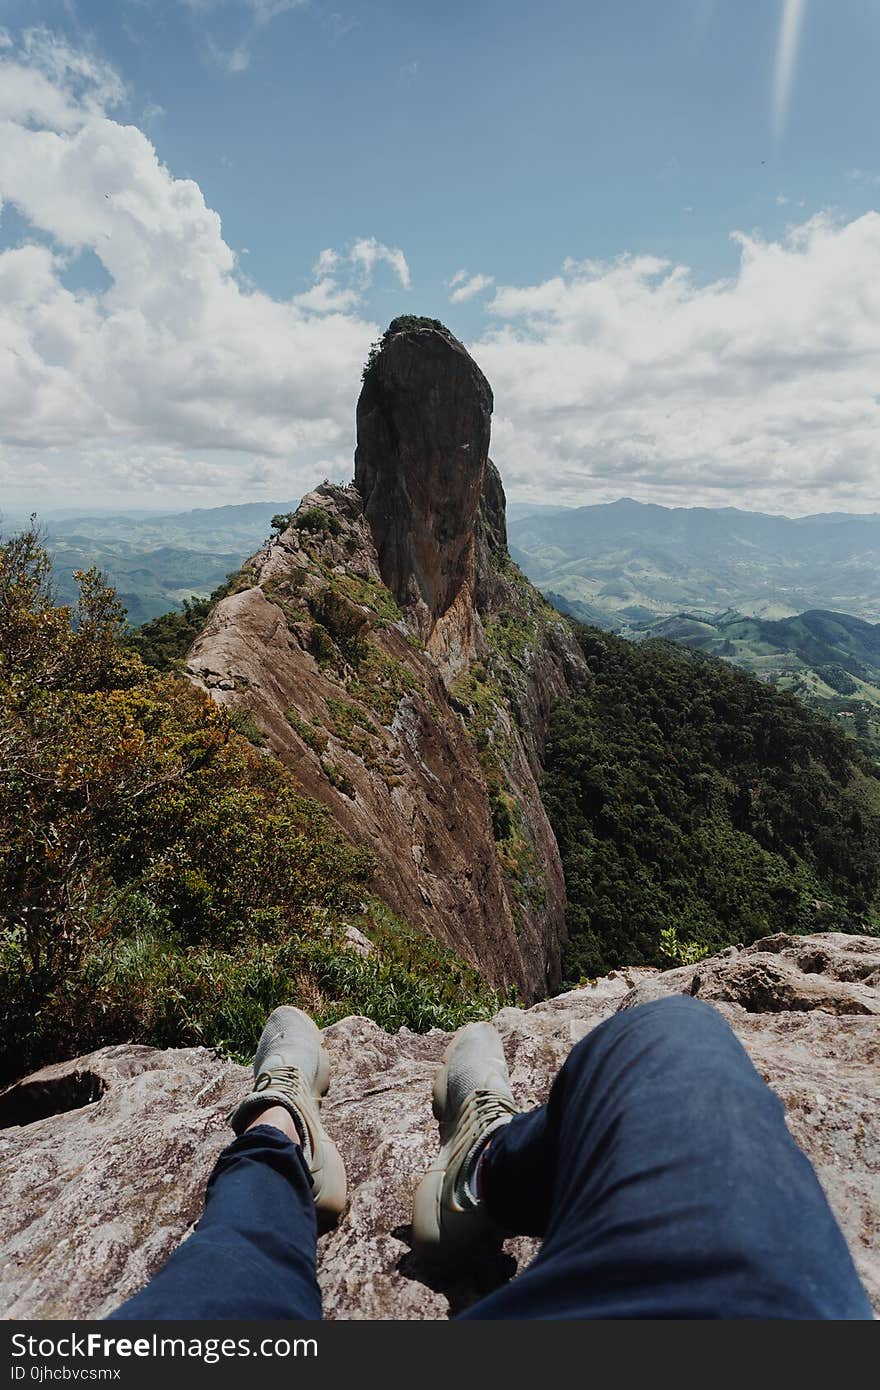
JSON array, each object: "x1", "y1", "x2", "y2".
[
  {"x1": 508, "y1": 497, "x2": 880, "y2": 624},
  {"x1": 7, "y1": 494, "x2": 880, "y2": 659},
  {"x1": 3, "y1": 502, "x2": 295, "y2": 624}
]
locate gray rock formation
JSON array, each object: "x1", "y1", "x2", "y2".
[{"x1": 1, "y1": 932, "x2": 876, "y2": 1319}]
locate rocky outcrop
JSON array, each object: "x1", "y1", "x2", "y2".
[
  {"x1": 1, "y1": 933, "x2": 876, "y2": 1319},
  {"x1": 356, "y1": 321, "x2": 492, "y2": 670},
  {"x1": 185, "y1": 322, "x2": 587, "y2": 999}
]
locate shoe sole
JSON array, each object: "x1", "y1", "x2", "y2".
[
  {"x1": 309, "y1": 1039, "x2": 348, "y2": 1230},
  {"x1": 413, "y1": 1028, "x2": 506, "y2": 1259}
]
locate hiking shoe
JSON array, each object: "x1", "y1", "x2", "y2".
[
  {"x1": 229, "y1": 1006, "x2": 347, "y2": 1226},
  {"x1": 412, "y1": 1021, "x2": 519, "y2": 1258}
]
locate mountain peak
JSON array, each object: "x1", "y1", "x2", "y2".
[{"x1": 355, "y1": 318, "x2": 494, "y2": 672}]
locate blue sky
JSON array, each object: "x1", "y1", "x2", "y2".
[{"x1": 1, "y1": 1, "x2": 880, "y2": 514}]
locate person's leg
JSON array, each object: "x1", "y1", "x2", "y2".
[
  {"x1": 108, "y1": 1007, "x2": 347, "y2": 1321},
  {"x1": 464, "y1": 995, "x2": 872, "y2": 1319},
  {"x1": 108, "y1": 1111, "x2": 321, "y2": 1320}
]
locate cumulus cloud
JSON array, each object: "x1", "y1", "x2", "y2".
[
  {"x1": 0, "y1": 30, "x2": 398, "y2": 503},
  {"x1": 348, "y1": 237, "x2": 411, "y2": 290},
  {"x1": 292, "y1": 239, "x2": 410, "y2": 315},
  {"x1": 449, "y1": 270, "x2": 494, "y2": 304},
  {"x1": 470, "y1": 213, "x2": 880, "y2": 513}
]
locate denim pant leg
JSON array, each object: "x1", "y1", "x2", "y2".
[
  {"x1": 107, "y1": 1125, "x2": 321, "y2": 1320},
  {"x1": 463, "y1": 996, "x2": 872, "y2": 1319}
]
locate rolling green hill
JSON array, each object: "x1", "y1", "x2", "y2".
[{"x1": 623, "y1": 608, "x2": 880, "y2": 757}]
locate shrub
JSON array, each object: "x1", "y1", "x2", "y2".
[
  {"x1": 309, "y1": 588, "x2": 371, "y2": 667},
  {"x1": 228, "y1": 707, "x2": 267, "y2": 746},
  {"x1": 361, "y1": 316, "x2": 456, "y2": 380},
  {"x1": 295, "y1": 507, "x2": 341, "y2": 537}
]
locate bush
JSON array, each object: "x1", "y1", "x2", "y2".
[
  {"x1": 295, "y1": 507, "x2": 341, "y2": 537},
  {"x1": 309, "y1": 588, "x2": 371, "y2": 667},
  {"x1": 361, "y1": 316, "x2": 456, "y2": 379}
]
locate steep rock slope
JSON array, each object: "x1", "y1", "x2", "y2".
[
  {"x1": 0, "y1": 933, "x2": 876, "y2": 1319},
  {"x1": 186, "y1": 322, "x2": 587, "y2": 999}
]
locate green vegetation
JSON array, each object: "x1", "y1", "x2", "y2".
[
  {"x1": 308, "y1": 587, "x2": 372, "y2": 667},
  {"x1": 295, "y1": 507, "x2": 342, "y2": 538},
  {"x1": 0, "y1": 527, "x2": 501, "y2": 1081},
  {"x1": 228, "y1": 708, "x2": 267, "y2": 747},
  {"x1": 544, "y1": 626, "x2": 880, "y2": 982},
  {"x1": 284, "y1": 709, "x2": 328, "y2": 755},
  {"x1": 125, "y1": 593, "x2": 213, "y2": 669},
  {"x1": 449, "y1": 663, "x2": 543, "y2": 916},
  {"x1": 362, "y1": 316, "x2": 456, "y2": 380},
  {"x1": 624, "y1": 608, "x2": 880, "y2": 763},
  {"x1": 349, "y1": 643, "x2": 419, "y2": 725}
]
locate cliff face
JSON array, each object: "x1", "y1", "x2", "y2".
[
  {"x1": 2, "y1": 933, "x2": 877, "y2": 1318},
  {"x1": 185, "y1": 321, "x2": 587, "y2": 1000}
]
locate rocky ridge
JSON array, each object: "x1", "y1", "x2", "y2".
[
  {"x1": 1, "y1": 932, "x2": 876, "y2": 1318},
  {"x1": 186, "y1": 322, "x2": 587, "y2": 999}
]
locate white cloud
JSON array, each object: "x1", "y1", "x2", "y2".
[
  {"x1": 182, "y1": 0, "x2": 305, "y2": 17},
  {"x1": 348, "y1": 237, "x2": 411, "y2": 290},
  {"x1": 205, "y1": 37, "x2": 251, "y2": 73},
  {"x1": 449, "y1": 270, "x2": 494, "y2": 303},
  {"x1": 847, "y1": 168, "x2": 880, "y2": 187},
  {"x1": 314, "y1": 247, "x2": 340, "y2": 276},
  {"x1": 246, "y1": 0, "x2": 307, "y2": 22},
  {"x1": 773, "y1": 0, "x2": 807, "y2": 141},
  {"x1": 399, "y1": 60, "x2": 419, "y2": 83},
  {"x1": 291, "y1": 240, "x2": 410, "y2": 317},
  {"x1": 471, "y1": 213, "x2": 880, "y2": 513},
  {"x1": 191, "y1": 0, "x2": 307, "y2": 73},
  {"x1": 294, "y1": 278, "x2": 360, "y2": 314},
  {"x1": 0, "y1": 30, "x2": 402, "y2": 504}
]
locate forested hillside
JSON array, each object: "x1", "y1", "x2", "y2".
[{"x1": 543, "y1": 625, "x2": 880, "y2": 981}]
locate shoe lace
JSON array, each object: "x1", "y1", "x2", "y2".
[
  {"x1": 466, "y1": 1088, "x2": 518, "y2": 1129},
  {"x1": 259, "y1": 1064, "x2": 310, "y2": 1104},
  {"x1": 454, "y1": 1089, "x2": 517, "y2": 1207}
]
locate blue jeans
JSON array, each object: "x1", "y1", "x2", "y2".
[{"x1": 108, "y1": 997, "x2": 872, "y2": 1320}]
